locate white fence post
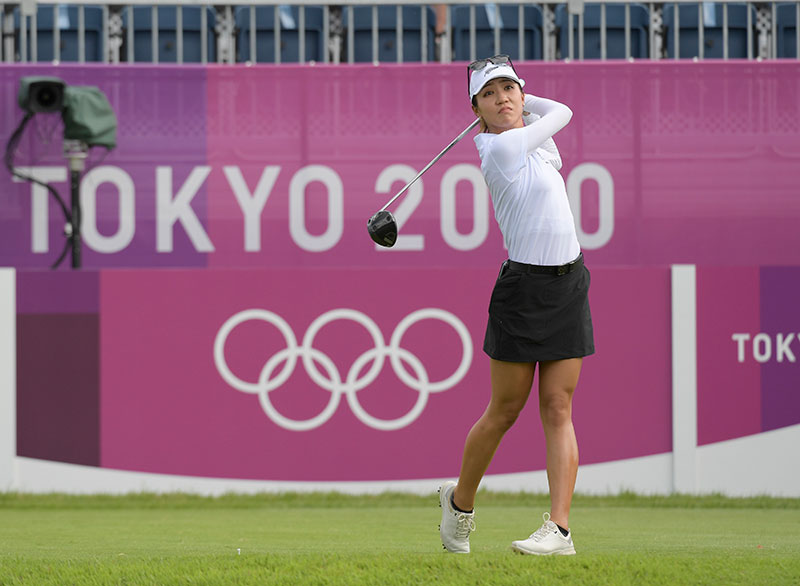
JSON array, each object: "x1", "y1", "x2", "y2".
[
  {"x1": 671, "y1": 264, "x2": 697, "y2": 494},
  {"x1": 0, "y1": 268, "x2": 16, "y2": 491}
]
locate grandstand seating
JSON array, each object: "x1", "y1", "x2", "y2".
[
  {"x1": 451, "y1": 4, "x2": 543, "y2": 62},
  {"x1": 777, "y1": 3, "x2": 799, "y2": 58},
  {"x1": 14, "y1": 4, "x2": 103, "y2": 62},
  {"x1": 235, "y1": 5, "x2": 325, "y2": 62},
  {"x1": 345, "y1": 5, "x2": 436, "y2": 62},
  {"x1": 122, "y1": 6, "x2": 216, "y2": 63},
  {"x1": 9, "y1": 2, "x2": 800, "y2": 63},
  {"x1": 555, "y1": 3, "x2": 649, "y2": 59},
  {"x1": 663, "y1": 2, "x2": 755, "y2": 58}
]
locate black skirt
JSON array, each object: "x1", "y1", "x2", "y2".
[{"x1": 483, "y1": 256, "x2": 595, "y2": 362}]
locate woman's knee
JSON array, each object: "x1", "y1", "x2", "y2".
[
  {"x1": 486, "y1": 360, "x2": 535, "y2": 432},
  {"x1": 537, "y1": 359, "x2": 582, "y2": 427},
  {"x1": 539, "y1": 391, "x2": 574, "y2": 427},
  {"x1": 485, "y1": 398, "x2": 526, "y2": 431}
]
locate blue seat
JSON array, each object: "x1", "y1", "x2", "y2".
[
  {"x1": 777, "y1": 3, "x2": 798, "y2": 58},
  {"x1": 236, "y1": 5, "x2": 324, "y2": 63},
  {"x1": 663, "y1": 3, "x2": 755, "y2": 58},
  {"x1": 452, "y1": 4, "x2": 543, "y2": 61},
  {"x1": 556, "y1": 3, "x2": 649, "y2": 59},
  {"x1": 122, "y1": 6, "x2": 216, "y2": 63},
  {"x1": 345, "y1": 6, "x2": 436, "y2": 62},
  {"x1": 14, "y1": 4, "x2": 104, "y2": 61}
]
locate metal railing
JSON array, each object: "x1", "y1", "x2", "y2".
[{"x1": 2, "y1": 0, "x2": 799, "y2": 64}]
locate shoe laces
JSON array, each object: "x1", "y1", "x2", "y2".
[
  {"x1": 528, "y1": 512, "x2": 557, "y2": 542},
  {"x1": 454, "y1": 512, "x2": 476, "y2": 539}
]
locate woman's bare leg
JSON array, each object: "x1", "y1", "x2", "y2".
[
  {"x1": 537, "y1": 358, "x2": 582, "y2": 530},
  {"x1": 452, "y1": 359, "x2": 536, "y2": 511}
]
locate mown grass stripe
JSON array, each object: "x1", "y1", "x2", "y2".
[{"x1": 0, "y1": 493, "x2": 798, "y2": 585}]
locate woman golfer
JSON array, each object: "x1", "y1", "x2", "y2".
[{"x1": 439, "y1": 55, "x2": 594, "y2": 555}]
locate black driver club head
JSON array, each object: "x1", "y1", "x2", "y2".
[{"x1": 367, "y1": 210, "x2": 398, "y2": 248}]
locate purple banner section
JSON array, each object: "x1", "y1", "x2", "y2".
[
  {"x1": 15, "y1": 270, "x2": 101, "y2": 464},
  {"x1": 2, "y1": 63, "x2": 800, "y2": 269},
  {"x1": 696, "y1": 266, "x2": 800, "y2": 446},
  {"x1": 16, "y1": 269, "x2": 98, "y2": 314},
  {"x1": 760, "y1": 267, "x2": 800, "y2": 432},
  {"x1": 16, "y1": 312, "x2": 100, "y2": 466},
  {"x1": 95, "y1": 266, "x2": 670, "y2": 481}
]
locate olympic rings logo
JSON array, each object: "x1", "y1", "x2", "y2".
[{"x1": 213, "y1": 308, "x2": 473, "y2": 432}]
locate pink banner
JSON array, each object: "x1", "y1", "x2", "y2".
[
  {"x1": 2, "y1": 62, "x2": 800, "y2": 269},
  {"x1": 204, "y1": 62, "x2": 800, "y2": 269},
  {"x1": 97, "y1": 266, "x2": 671, "y2": 481}
]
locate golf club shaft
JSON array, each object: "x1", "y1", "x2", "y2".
[{"x1": 380, "y1": 118, "x2": 481, "y2": 212}]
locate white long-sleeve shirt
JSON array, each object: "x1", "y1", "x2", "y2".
[{"x1": 474, "y1": 94, "x2": 580, "y2": 266}]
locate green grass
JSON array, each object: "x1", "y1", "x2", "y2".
[{"x1": 1, "y1": 492, "x2": 798, "y2": 585}]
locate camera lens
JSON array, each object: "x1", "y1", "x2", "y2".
[
  {"x1": 18, "y1": 77, "x2": 65, "y2": 113},
  {"x1": 37, "y1": 88, "x2": 57, "y2": 108},
  {"x1": 29, "y1": 82, "x2": 64, "y2": 113}
]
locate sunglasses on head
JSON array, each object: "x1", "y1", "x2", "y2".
[
  {"x1": 468, "y1": 54, "x2": 512, "y2": 73},
  {"x1": 467, "y1": 55, "x2": 516, "y2": 94}
]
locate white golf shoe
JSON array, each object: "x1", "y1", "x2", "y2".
[
  {"x1": 511, "y1": 512, "x2": 576, "y2": 556},
  {"x1": 438, "y1": 481, "x2": 475, "y2": 553}
]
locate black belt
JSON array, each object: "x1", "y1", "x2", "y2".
[{"x1": 507, "y1": 253, "x2": 583, "y2": 276}]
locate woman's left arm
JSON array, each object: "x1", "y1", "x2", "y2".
[
  {"x1": 485, "y1": 95, "x2": 573, "y2": 178},
  {"x1": 520, "y1": 95, "x2": 572, "y2": 156},
  {"x1": 524, "y1": 109, "x2": 563, "y2": 170}
]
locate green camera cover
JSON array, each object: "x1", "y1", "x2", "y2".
[{"x1": 62, "y1": 86, "x2": 117, "y2": 149}]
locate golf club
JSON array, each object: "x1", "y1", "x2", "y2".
[{"x1": 367, "y1": 117, "x2": 481, "y2": 248}]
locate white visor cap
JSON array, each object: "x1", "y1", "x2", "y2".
[{"x1": 468, "y1": 62, "x2": 525, "y2": 100}]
